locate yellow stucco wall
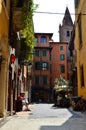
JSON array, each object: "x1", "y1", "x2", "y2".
[
  {"x1": 0, "y1": 0, "x2": 10, "y2": 117},
  {"x1": 0, "y1": 1, "x2": 9, "y2": 38},
  {"x1": 75, "y1": 0, "x2": 86, "y2": 98}
]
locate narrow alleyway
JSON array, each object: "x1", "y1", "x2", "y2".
[{"x1": 0, "y1": 103, "x2": 86, "y2": 130}]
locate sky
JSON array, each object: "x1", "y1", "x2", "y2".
[{"x1": 33, "y1": 0, "x2": 75, "y2": 42}]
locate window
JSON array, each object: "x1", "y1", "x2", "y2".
[
  {"x1": 42, "y1": 62, "x2": 48, "y2": 70},
  {"x1": 35, "y1": 50, "x2": 39, "y2": 56},
  {"x1": 60, "y1": 46, "x2": 64, "y2": 50},
  {"x1": 78, "y1": 16, "x2": 82, "y2": 47},
  {"x1": 67, "y1": 31, "x2": 70, "y2": 37},
  {"x1": 35, "y1": 76, "x2": 39, "y2": 85},
  {"x1": 80, "y1": 65, "x2": 84, "y2": 87},
  {"x1": 74, "y1": 0, "x2": 80, "y2": 8},
  {"x1": 60, "y1": 54, "x2": 65, "y2": 60},
  {"x1": 42, "y1": 50, "x2": 47, "y2": 56},
  {"x1": 42, "y1": 75, "x2": 47, "y2": 85},
  {"x1": 40, "y1": 36, "x2": 47, "y2": 43},
  {"x1": 60, "y1": 65, "x2": 65, "y2": 73},
  {"x1": 35, "y1": 36, "x2": 38, "y2": 44},
  {"x1": 35, "y1": 62, "x2": 41, "y2": 70}
]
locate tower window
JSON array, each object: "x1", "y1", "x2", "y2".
[{"x1": 67, "y1": 31, "x2": 70, "y2": 37}]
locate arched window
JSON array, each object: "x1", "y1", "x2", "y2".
[{"x1": 40, "y1": 36, "x2": 47, "y2": 43}]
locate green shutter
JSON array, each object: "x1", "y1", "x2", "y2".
[
  {"x1": 42, "y1": 50, "x2": 47, "y2": 56},
  {"x1": 43, "y1": 75, "x2": 47, "y2": 85},
  {"x1": 35, "y1": 76, "x2": 39, "y2": 85}
]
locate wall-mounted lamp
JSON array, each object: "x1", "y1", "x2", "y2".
[
  {"x1": 17, "y1": 31, "x2": 21, "y2": 40},
  {"x1": 10, "y1": 54, "x2": 15, "y2": 64},
  {"x1": 18, "y1": 68, "x2": 21, "y2": 76},
  {"x1": 22, "y1": 76, "x2": 25, "y2": 83}
]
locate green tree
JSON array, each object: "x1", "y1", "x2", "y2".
[{"x1": 54, "y1": 75, "x2": 69, "y2": 91}]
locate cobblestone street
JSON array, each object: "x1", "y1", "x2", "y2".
[{"x1": 0, "y1": 103, "x2": 86, "y2": 130}]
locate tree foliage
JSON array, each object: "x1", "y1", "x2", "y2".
[{"x1": 54, "y1": 75, "x2": 69, "y2": 91}]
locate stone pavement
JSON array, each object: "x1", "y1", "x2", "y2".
[{"x1": 0, "y1": 103, "x2": 86, "y2": 130}]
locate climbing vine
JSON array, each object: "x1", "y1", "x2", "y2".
[
  {"x1": 12, "y1": 0, "x2": 38, "y2": 60},
  {"x1": 20, "y1": 0, "x2": 38, "y2": 60}
]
